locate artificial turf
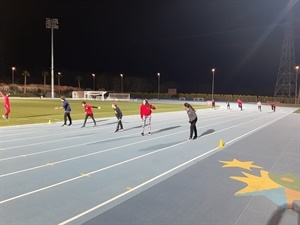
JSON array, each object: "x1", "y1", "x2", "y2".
[{"x1": 0, "y1": 98, "x2": 210, "y2": 127}]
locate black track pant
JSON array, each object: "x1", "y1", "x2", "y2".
[
  {"x1": 64, "y1": 112, "x2": 72, "y2": 125},
  {"x1": 83, "y1": 114, "x2": 96, "y2": 126},
  {"x1": 190, "y1": 118, "x2": 198, "y2": 138}
]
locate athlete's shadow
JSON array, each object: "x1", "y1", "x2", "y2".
[
  {"x1": 151, "y1": 126, "x2": 181, "y2": 134},
  {"x1": 199, "y1": 129, "x2": 215, "y2": 138},
  {"x1": 266, "y1": 202, "x2": 300, "y2": 225}
]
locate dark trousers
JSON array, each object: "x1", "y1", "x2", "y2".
[
  {"x1": 83, "y1": 114, "x2": 96, "y2": 126},
  {"x1": 64, "y1": 112, "x2": 72, "y2": 125},
  {"x1": 116, "y1": 119, "x2": 123, "y2": 131},
  {"x1": 190, "y1": 118, "x2": 198, "y2": 138}
]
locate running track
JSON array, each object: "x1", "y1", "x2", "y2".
[{"x1": 0, "y1": 102, "x2": 299, "y2": 225}]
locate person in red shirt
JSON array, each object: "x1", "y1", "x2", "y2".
[
  {"x1": 270, "y1": 103, "x2": 276, "y2": 112},
  {"x1": 81, "y1": 101, "x2": 101, "y2": 128},
  {"x1": 140, "y1": 99, "x2": 156, "y2": 136},
  {"x1": 2, "y1": 92, "x2": 11, "y2": 119},
  {"x1": 237, "y1": 99, "x2": 243, "y2": 111}
]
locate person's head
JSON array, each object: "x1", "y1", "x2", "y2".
[
  {"x1": 184, "y1": 102, "x2": 191, "y2": 109},
  {"x1": 5, "y1": 92, "x2": 10, "y2": 97},
  {"x1": 142, "y1": 99, "x2": 148, "y2": 105},
  {"x1": 60, "y1": 96, "x2": 65, "y2": 101},
  {"x1": 184, "y1": 102, "x2": 195, "y2": 111},
  {"x1": 112, "y1": 102, "x2": 117, "y2": 109},
  {"x1": 81, "y1": 101, "x2": 86, "y2": 107}
]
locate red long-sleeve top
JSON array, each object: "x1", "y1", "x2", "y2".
[
  {"x1": 4, "y1": 96, "x2": 10, "y2": 108},
  {"x1": 140, "y1": 103, "x2": 156, "y2": 119},
  {"x1": 83, "y1": 104, "x2": 97, "y2": 115}
]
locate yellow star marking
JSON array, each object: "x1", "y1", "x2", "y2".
[
  {"x1": 46, "y1": 163, "x2": 54, "y2": 166},
  {"x1": 80, "y1": 173, "x2": 91, "y2": 177},
  {"x1": 20, "y1": 154, "x2": 27, "y2": 157},
  {"x1": 230, "y1": 170, "x2": 282, "y2": 194},
  {"x1": 127, "y1": 187, "x2": 133, "y2": 190},
  {"x1": 219, "y1": 158, "x2": 263, "y2": 170}
]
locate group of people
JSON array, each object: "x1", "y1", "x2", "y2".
[
  {"x1": 2, "y1": 92, "x2": 280, "y2": 140},
  {"x1": 55, "y1": 97, "x2": 198, "y2": 140},
  {"x1": 55, "y1": 96, "x2": 123, "y2": 131}
]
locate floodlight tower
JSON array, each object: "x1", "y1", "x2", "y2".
[
  {"x1": 45, "y1": 18, "x2": 59, "y2": 98},
  {"x1": 274, "y1": 9, "x2": 297, "y2": 97}
]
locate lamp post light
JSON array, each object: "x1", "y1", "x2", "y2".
[
  {"x1": 120, "y1": 74, "x2": 123, "y2": 93},
  {"x1": 92, "y1": 73, "x2": 95, "y2": 91},
  {"x1": 157, "y1": 73, "x2": 160, "y2": 100},
  {"x1": 11, "y1": 67, "x2": 16, "y2": 84},
  {"x1": 296, "y1": 66, "x2": 299, "y2": 104},
  {"x1": 45, "y1": 18, "x2": 59, "y2": 98},
  {"x1": 211, "y1": 68, "x2": 215, "y2": 101}
]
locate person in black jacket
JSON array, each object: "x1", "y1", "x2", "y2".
[{"x1": 112, "y1": 102, "x2": 123, "y2": 132}]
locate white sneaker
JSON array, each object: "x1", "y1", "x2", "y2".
[{"x1": 2, "y1": 115, "x2": 6, "y2": 119}]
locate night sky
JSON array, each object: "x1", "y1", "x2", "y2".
[{"x1": 0, "y1": 0, "x2": 299, "y2": 95}]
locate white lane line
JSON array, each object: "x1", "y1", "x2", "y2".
[
  {"x1": 58, "y1": 111, "x2": 291, "y2": 225},
  {"x1": 0, "y1": 111, "x2": 282, "y2": 177},
  {"x1": 58, "y1": 145, "x2": 220, "y2": 225},
  {"x1": 0, "y1": 140, "x2": 188, "y2": 205},
  {"x1": 0, "y1": 111, "x2": 258, "y2": 156},
  {"x1": 0, "y1": 111, "x2": 290, "y2": 206},
  {"x1": 0, "y1": 108, "x2": 249, "y2": 145}
]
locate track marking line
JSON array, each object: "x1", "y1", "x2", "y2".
[
  {"x1": 0, "y1": 111, "x2": 288, "y2": 178},
  {"x1": 0, "y1": 112, "x2": 290, "y2": 207}
]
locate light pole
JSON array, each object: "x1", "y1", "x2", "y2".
[
  {"x1": 45, "y1": 18, "x2": 59, "y2": 98},
  {"x1": 120, "y1": 74, "x2": 123, "y2": 93},
  {"x1": 92, "y1": 73, "x2": 95, "y2": 91},
  {"x1": 11, "y1": 67, "x2": 16, "y2": 84},
  {"x1": 296, "y1": 66, "x2": 299, "y2": 104},
  {"x1": 211, "y1": 68, "x2": 215, "y2": 101},
  {"x1": 57, "y1": 72, "x2": 61, "y2": 93},
  {"x1": 157, "y1": 73, "x2": 160, "y2": 100}
]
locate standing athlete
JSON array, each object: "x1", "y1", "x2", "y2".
[
  {"x1": 140, "y1": 99, "x2": 156, "y2": 136},
  {"x1": 112, "y1": 102, "x2": 123, "y2": 132},
  {"x1": 2, "y1": 92, "x2": 11, "y2": 119},
  {"x1": 55, "y1": 96, "x2": 72, "y2": 126},
  {"x1": 81, "y1": 101, "x2": 100, "y2": 128}
]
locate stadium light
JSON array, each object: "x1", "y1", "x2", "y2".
[
  {"x1": 45, "y1": 18, "x2": 59, "y2": 98},
  {"x1": 11, "y1": 67, "x2": 16, "y2": 84},
  {"x1": 157, "y1": 73, "x2": 160, "y2": 100},
  {"x1": 296, "y1": 66, "x2": 299, "y2": 104},
  {"x1": 120, "y1": 74, "x2": 123, "y2": 93},
  {"x1": 92, "y1": 73, "x2": 95, "y2": 91},
  {"x1": 211, "y1": 68, "x2": 215, "y2": 101}
]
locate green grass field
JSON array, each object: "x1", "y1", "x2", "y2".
[{"x1": 0, "y1": 99, "x2": 210, "y2": 127}]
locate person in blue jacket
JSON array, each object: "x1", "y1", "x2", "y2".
[{"x1": 55, "y1": 96, "x2": 72, "y2": 126}]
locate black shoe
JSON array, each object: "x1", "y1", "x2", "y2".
[
  {"x1": 81, "y1": 126, "x2": 85, "y2": 128},
  {"x1": 148, "y1": 132, "x2": 151, "y2": 135},
  {"x1": 141, "y1": 132, "x2": 144, "y2": 136},
  {"x1": 115, "y1": 129, "x2": 119, "y2": 132},
  {"x1": 193, "y1": 136, "x2": 197, "y2": 140},
  {"x1": 62, "y1": 124, "x2": 67, "y2": 126},
  {"x1": 93, "y1": 124, "x2": 97, "y2": 127},
  {"x1": 68, "y1": 123, "x2": 72, "y2": 126}
]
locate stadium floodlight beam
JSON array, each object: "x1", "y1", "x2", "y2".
[
  {"x1": 120, "y1": 74, "x2": 123, "y2": 93},
  {"x1": 296, "y1": 66, "x2": 299, "y2": 104},
  {"x1": 45, "y1": 18, "x2": 59, "y2": 98},
  {"x1": 11, "y1": 67, "x2": 16, "y2": 84},
  {"x1": 211, "y1": 68, "x2": 215, "y2": 101}
]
